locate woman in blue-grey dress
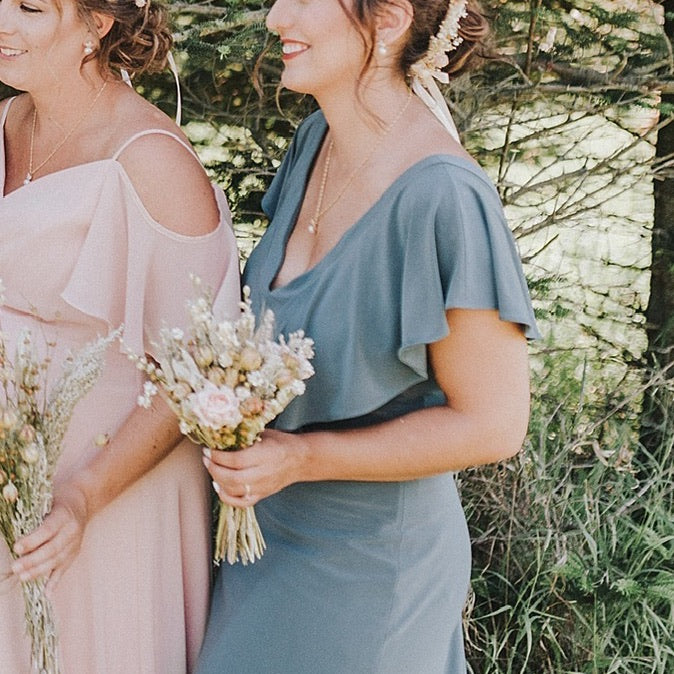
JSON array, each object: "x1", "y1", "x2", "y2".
[{"x1": 198, "y1": 0, "x2": 539, "y2": 672}]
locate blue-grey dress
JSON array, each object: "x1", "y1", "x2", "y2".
[{"x1": 196, "y1": 111, "x2": 539, "y2": 674}]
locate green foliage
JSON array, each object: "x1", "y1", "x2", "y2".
[
  {"x1": 461, "y1": 351, "x2": 674, "y2": 673},
  {"x1": 659, "y1": 101, "x2": 674, "y2": 117}
]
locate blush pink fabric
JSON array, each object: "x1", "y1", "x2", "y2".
[{"x1": 0, "y1": 97, "x2": 240, "y2": 673}]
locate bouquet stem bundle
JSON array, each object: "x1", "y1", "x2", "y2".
[
  {"x1": 216, "y1": 502, "x2": 266, "y2": 566},
  {"x1": 21, "y1": 578, "x2": 59, "y2": 674},
  {"x1": 0, "y1": 280, "x2": 118, "y2": 674},
  {"x1": 129, "y1": 281, "x2": 314, "y2": 565}
]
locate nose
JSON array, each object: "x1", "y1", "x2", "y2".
[{"x1": 265, "y1": 0, "x2": 289, "y2": 34}]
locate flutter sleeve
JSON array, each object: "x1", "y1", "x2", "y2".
[
  {"x1": 397, "y1": 159, "x2": 540, "y2": 378},
  {"x1": 61, "y1": 166, "x2": 240, "y2": 357}
]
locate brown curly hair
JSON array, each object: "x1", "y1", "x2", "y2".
[{"x1": 77, "y1": 0, "x2": 173, "y2": 77}]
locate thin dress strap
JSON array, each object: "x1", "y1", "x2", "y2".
[
  {"x1": 112, "y1": 129, "x2": 199, "y2": 161},
  {"x1": 1, "y1": 97, "x2": 16, "y2": 129}
]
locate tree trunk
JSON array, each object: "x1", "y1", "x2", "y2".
[{"x1": 640, "y1": 0, "x2": 674, "y2": 456}]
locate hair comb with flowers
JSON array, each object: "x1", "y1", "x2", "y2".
[{"x1": 408, "y1": 0, "x2": 468, "y2": 142}]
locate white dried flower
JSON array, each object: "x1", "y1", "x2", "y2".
[
  {"x1": 144, "y1": 380, "x2": 158, "y2": 398},
  {"x1": 246, "y1": 370, "x2": 265, "y2": 388},
  {"x1": 20, "y1": 443, "x2": 40, "y2": 464},
  {"x1": 137, "y1": 381, "x2": 158, "y2": 408},
  {"x1": 18, "y1": 424, "x2": 36, "y2": 444},
  {"x1": 1, "y1": 409, "x2": 19, "y2": 430},
  {"x1": 195, "y1": 345, "x2": 214, "y2": 368},
  {"x1": 94, "y1": 433, "x2": 109, "y2": 447},
  {"x1": 235, "y1": 386, "x2": 251, "y2": 401},
  {"x1": 539, "y1": 27, "x2": 557, "y2": 53},
  {"x1": 2, "y1": 481, "x2": 19, "y2": 503},
  {"x1": 239, "y1": 345, "x2": 263, "y2": 371}
]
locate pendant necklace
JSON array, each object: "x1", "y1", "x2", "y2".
[
  {"x1": 24, "y1": 81, "x2": 108, "y2": 186},
  {"x1": 308, "y1": 89, "x2": 412, "y2": 235}
]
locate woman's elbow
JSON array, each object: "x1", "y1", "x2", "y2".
[{"x1": 479, "y1": 398, "x2": 531, "y2": 464}]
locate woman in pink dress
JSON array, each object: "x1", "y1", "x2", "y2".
[{"x1": 0, "y1": 0, "x2": 239, "y2": 671}]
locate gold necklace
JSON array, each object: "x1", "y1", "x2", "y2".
[
  {"x1": 308, "y1": 89, "x2": 413, "y2": 235},
  {"x1": 24, "y1": 81, "x2": 108, "y2": 186}
]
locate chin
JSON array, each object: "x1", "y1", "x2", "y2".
[
  {"x1": 280, "y1": 70, "x2": 317, "y2": 97},
  {"x1": 0, "y1": 72, "x2": 26, "y2": 92}
]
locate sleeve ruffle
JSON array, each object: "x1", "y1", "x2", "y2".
[
  {"x1": 397, "y1": 161, "x2": 540, "y2": 379},
  {"x1": 61, "y1": 167, "x2": 241, "y2": 357}
]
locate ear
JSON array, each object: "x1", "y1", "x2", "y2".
[
  {"x1": 374, "y1": 0, "x2": 414, "y2": 48},
  {"x1": 90, "y1": 11, "x2": 115, "y2": 40}
]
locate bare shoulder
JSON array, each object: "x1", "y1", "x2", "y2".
[
  {"x1": 403, "y1": 102, "x2": 477, "y2": 166},
  {"x1": 111, "y1": 91, "x2": 220, "y2": 237}
]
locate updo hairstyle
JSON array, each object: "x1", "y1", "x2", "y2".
[
  {"x1": 78, "y1": 0, "x2": 173, "y2": 77},
  {"x1": 344, "y1": 0, "x2": 489, "y2": 80}
]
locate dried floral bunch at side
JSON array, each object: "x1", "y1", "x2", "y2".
[
  {"x1": 0, "y1": 278, "x2": 118, "y2": 674},
  {"x1": 129, "y1": 280, "x2": 314, "y2": 565}
]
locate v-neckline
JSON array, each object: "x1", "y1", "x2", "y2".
[{"x1": 267, "y1": 113, "x2": 481, "y2": 294}]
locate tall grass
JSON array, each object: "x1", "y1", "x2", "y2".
[{"x1": 461, "y1": 351, "x2": 674, "y2": 673}]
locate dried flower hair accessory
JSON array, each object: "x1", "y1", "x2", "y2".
[{"x1": 408, "y1": 0, "x2": 468, "y2": 142}]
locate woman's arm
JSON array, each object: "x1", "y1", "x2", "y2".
[
  {"x1": 204, "y1": 307, "x2": 531, "y2": 507},
  {"x1": 11, "y1": 130, "x2": 225, "y2": 589},
  {"x1": 11, "y1": 398, "x2": 182, "y2": 590}
]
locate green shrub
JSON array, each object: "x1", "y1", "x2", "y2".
[{"x1": 461, "y1": 351, "x2": 674, "y2": 673}]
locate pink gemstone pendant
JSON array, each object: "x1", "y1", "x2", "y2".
[
  {"x1": 308, "y1": 220, "x2": 317, "y2": 234},
  {"x1": 23, "y1": 173, "x2": 32, "y2": 185}
]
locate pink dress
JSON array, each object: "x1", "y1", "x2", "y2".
[{"x1": 0, "y1": 97, "x2": 240, "y2": 673}]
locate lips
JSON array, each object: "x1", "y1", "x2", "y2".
[{"x1": 280, "y1": 40, "x2": 308, "y2": 60}]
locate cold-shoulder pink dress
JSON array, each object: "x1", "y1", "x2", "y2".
[{"x1": 0, "y1": 97, "x2": 240, "y2": 673}]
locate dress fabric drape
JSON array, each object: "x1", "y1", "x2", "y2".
[
  {"x1": 196, "y1": 111, "x2": 539, "y2": 674},
  {"x1": 0, "y1": 97, "x2": 240, "y2": 673}
]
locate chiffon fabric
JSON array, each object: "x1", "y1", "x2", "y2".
[
  {"x1": 0, "y1": 97, "x2": 240, "y2": 673},
  {"x1": 196, "y1": 111, "x2": 539, "y2": 673}
]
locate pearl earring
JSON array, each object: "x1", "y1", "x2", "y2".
[
  {"x1": 377, "y1": 41, "x2": 388, "y2": 57},
  {"x1": 83, "y1": 40, "x2": 95, "y2": 56}
]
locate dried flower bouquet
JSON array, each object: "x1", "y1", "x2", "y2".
[{"x1": 129, "y1": 280, "x2": 314, "y2": 565}]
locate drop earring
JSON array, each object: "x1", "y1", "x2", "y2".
[
  {"x1": 377, "y1": 40, "x2": 388, "y2": 57},
  {"x1": 83, "y1": 39, "x2": 95, "y2": 56}
]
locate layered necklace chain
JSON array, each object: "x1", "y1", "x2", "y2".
[
  {"x1": 24, "y1": 81, "x2": 108, "y2": 186},
  {"x1": 307, "y1": 89, "x2": 413, "y2": 235}
]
